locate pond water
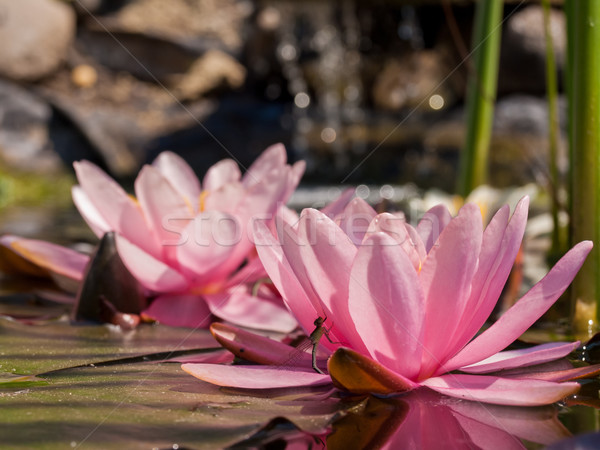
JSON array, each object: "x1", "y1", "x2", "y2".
[{"x1": 0, "y1": 195, "x2": 599, "y2": 449}]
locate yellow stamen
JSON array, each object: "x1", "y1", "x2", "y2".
[{"x1": 199, "y1": 190, "x2": 210, "y2": 212}]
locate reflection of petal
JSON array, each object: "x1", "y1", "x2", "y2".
[
  {"x1": 448, "y1": 397, "x2": 570, "y2": 446},
  {"x1": 142, "y1": 294, "x2": 212, "y2": 328},
  {"x1": 327, "y1": 397, "x2": 409, "y2": 450},
  {"x1": 182, "y1": 364, "x2": 331, "y2": 389},
  {"x1": 333, "y1": 390, "x2": 571, "y2": 450},
  {"x1": 422, "y1": 374, "x2": 580, "y2": 406}
]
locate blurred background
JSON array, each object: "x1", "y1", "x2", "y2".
[{"x1": 0, "y1": 0, "x2": 563, "y2": 208}]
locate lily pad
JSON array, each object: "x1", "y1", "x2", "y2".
[
  {"x1": 0, "y1": 362, "x2": 342, "y2": 449},
  {"x1": 0, "y1": 318, "x2": 218, "y2": 375}
]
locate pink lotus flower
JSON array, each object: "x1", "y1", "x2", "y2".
[
  {"x1": 183, "y1": 197, "x2": 597, "y2": 405},
  {"x1": 1, "y1": 145, "x2": 307, "y2": 332}
]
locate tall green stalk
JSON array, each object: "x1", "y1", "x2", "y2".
[
  {"x1": 457, "y1": 0, "x2": 503, "y2": 196},
  {"x1": 566, "y1": 1, "x2": 600, "y2": 332},
  {"x1": 542, "y1": 0, "x2": 564, "y2": 259}
]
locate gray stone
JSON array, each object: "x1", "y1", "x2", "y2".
[
  {"x1": 0, "y1": 0, "x2": 75, "y2": 81},
  {"x1": 0, "y1": 79, "x2": 63, "y2": 173}
]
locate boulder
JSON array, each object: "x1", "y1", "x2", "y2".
[{"x1": 0, "y1": 0, "x2": 75, "y2": 81}]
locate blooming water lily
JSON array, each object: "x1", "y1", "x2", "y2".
[
  {"x1": 1, "y1": 145, "x2": 305, "y2": 332},
  {"x1": 183, "y1": 197, "x2": 599, "y2": 405}
]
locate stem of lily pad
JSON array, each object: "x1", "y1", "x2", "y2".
[
  {"x1": 566, "y1": 0, "x2": 600, "y2": 333},
  {"x1": 457, "y1": 0, "x2": 503, "y2": 196}
]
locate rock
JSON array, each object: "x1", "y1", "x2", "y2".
[
  {"x1": 0, "y1": 0, "x2": 75, "y2": 81},
  {"x1": 171, "y1": 50, "x2": 246, "y2": 100},
  {"x1": 39, "y1": 67, "x2": 216, "y2": 176},
  {"x1": 499, "y1": 5, "x2": 566, "y2": 94},
  {"x1": 0, "y1": 79, "x2": 62, "y2": 173},
  {"x1": 96, "y1": 0, "x2": 254, "y2": 54}
]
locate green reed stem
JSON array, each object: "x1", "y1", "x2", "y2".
[
  {"x1": 542, "y1": 0, "x2": 564, "y2": 258},
  {"x1": 566, "y1": 0, "x2": 600, "y2": 332},
  {"x1": 457, "y1": 0, "x2": 503, "y2": 196}
]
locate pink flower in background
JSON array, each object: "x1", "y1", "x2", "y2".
[
  {"x1": 1, "y1": 144, "x2": 307, "y2": 332},
  {"x1": 72, "y1": 144, "x2": 305, "y2": 331},
  {"x1": 184, "y1": 197, "x2": 597, "y2": 406}
]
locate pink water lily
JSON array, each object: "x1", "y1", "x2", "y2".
[
  {"x1": 183, "y1": 197, "x2": 597, "y2": 405},
  {"x1": 1, "y1": 145, "x2": 307, "y2": 332}
]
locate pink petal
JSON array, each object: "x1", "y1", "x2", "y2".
[
  {"x1": 364, "y1": 213, "x2": 422, "y2": 271},
  {"x1": 335, "y1": 198, "x2": 377, "y2": 245},
  {"x1": 459, "y1": 342, "x2": 579, "y2": 374},
  {"x1": 418, "y1": 203, "x2": 482, "y2": 378},
  {"x1": 175, "y1": 210, "x2": 240, "y2": 282},
  {"x1": 203, "y1": 159, "x2": 241, "y2": 192},
  {"x1": 182, "y1": 364, "x2": 331, "y2": 389},
  {"x1": 417, "y1": 204, "x2": 452, "y2": 253},
  {"x1": 142, "y1": 294, "x2": 212, "y2": 328},
  {"x1": 320, "y1": 188, "x2": 355, "y2": 218},
  {"x1": 71, "y1": 186, "x2": 111, "y2": 237},
  {"x1": 203, "y1": 182, "x2": 245, "y2": 214},
  {"x1": 3, "y1": 235, "x2": 89, "y2": 281},
  {"x1": 422, "y1": 374, "x2": 580, "y2": 406},
  {"x1": 134, "y1": 165, "x2": 194, "y2": 260},
  {"x1": 348, "y1": 232, "x2": 424, "y2": 379},
  {"x1": 115, "y1": 234, "x2": 190, "y2": 293},
  {"x1": 404, "y1": 223, "x2": 427, "y2": 266},
  {"x1": 444, "y1": 241, "x2": 593, "y2": 372},
  {"x1": 503, "y1": 363, "x2": 600, "y2": 382},
  {"x1": 210, "y1": 322, "x2": 312, "y2": 366},
  {"x1": 445, "y1": 198, "x2": 529, "y2": 362},
  {"x1": 296, "y1": 209, "x2": 363, "y2": 351},
  {"x1": 207, "y1": 166, "x2": 290, "y2": 282},
  {"x1": 285, "y1": 160, "x2": 306, "y2": 200},
  {"x1": 73, "y1": 160, "x2": 159, "y2": 258},
  {"x1": 204, "y1": 285, "x2": 297, "y2": 333},
  {"x1": 168, "y1": 349, "x2": 234, "y2": 364},
  {"x1": 242, "y1": 143, "x2": 287, "y2": 188},
  {"x1": 152, "y1": 151, "x2": 201, "y2": 207},
  {"x1": 252, "y1": 219, "x2": 322, "y2": 336}
]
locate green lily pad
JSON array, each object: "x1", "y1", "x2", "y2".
[
  {"x1": 0, "y1": 317, "x2": 218, "y2": 375},
  {"x1": 0, "y1": 362, "x2": 342, "y2": 449}
]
